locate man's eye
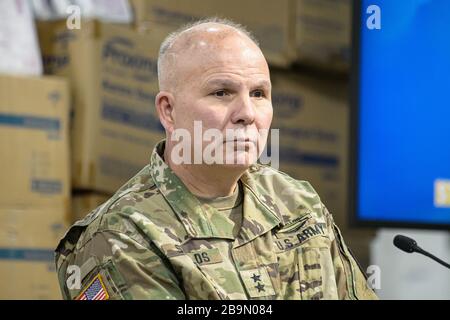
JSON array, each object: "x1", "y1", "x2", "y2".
[
  {"x1": 251, "y1": 90, "x2": 265, "y2": 98},
  {"x1": 213, "y1": 90, "x2": 228, "y2": 97}
]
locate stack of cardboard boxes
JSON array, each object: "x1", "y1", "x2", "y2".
[
  {"x1": 0, "y1": 1, "x2": 167, "y2": 299},
  {"x1": 37, "y1": 20, "x2": 167, "y2": 222},
  {"x1": 131, "y1": 0, "x2": 352, "y2": 72},
  {"x1": 0, "y1": 1, "x2": 71, "y2": 299},
  {"x1": 131, "y1": 0, "x2": 296, "y2": 68}
]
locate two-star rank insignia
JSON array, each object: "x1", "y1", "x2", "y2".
[{"x1": 240, "y1": 268, "x2": 275, "y2": 298}]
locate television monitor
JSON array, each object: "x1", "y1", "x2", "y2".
[{"x1": 350, "y1": 0, "x2": 450, "y2": 229}]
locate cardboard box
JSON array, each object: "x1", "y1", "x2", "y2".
[
  {"x1": 0, "y1": 75, "x2": 70, "y2": 207},
  {"x1": 271, "y1": 71, "x2": 371, "y2": 237},
  {"x1": 0, "y1": 205, "x2": 68, "y2": 299},
  {"x1": 131, "y1": 0, "x2": 295, "y2": 67},
  {"x1": 294, "y1": 0, "x2": 351, "y2": 72},
  {"x1": 72, "y1": 193, "x2": 110, "y2": 222},
  {"x1": 38, "y1": 21, "x2": 166, "y2": 193},
  {"x1": 0, "y1": 0, "x2": 43, "y2": 76},
  {"x1": 37, "y1": 19, "x2": 97, "y2": 76}
]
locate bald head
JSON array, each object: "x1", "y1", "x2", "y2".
[{"x1": 157, "y1": 18, "x2": 265, "y2": 91}]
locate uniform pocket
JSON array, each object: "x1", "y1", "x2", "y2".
[{"x1": 297, "y1": 246, "x2": 339, "y2": 300}]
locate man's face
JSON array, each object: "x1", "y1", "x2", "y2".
[{"x1": 168, "y1": 28, "x2": 273, "y2": 167}]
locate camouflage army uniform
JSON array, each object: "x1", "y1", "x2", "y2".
[{"x1": 55, "y1": 140, "x2": 378, "y2": 300}]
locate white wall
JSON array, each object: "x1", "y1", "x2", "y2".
[{"x1": 371, "y1": 228, "x2": 450, "y2": 300}]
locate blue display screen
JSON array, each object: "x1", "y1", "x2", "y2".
[{"x1": 357, "y1": 0, "x2": 450, "y2": 227}]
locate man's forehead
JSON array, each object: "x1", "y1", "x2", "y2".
[
  {"x1": 175, "y1": 29, "x2": 266, "y2": 69},
  {"x1": 182, "y1": 49, "x2": 270, "y2": 87},
  {"x1": 176, "y1": 22, "x2": 246, "y2": 44},
  {"x1": 160, "y1": 22, "x2": 269, "y2": 91},
  {"x1": 200, "y1": 76, "x2": 271, "y2": 92},
  {"x1": 169, "y1": 23, "x2": 253, "y2": 55}
]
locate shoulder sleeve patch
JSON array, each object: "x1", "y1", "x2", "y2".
[{"x1": 75, "y1": 274, "x2": 110, "y2": 301}]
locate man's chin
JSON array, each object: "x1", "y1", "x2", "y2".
[
  {"x1": 219, "y1": 162, "x2": 253, "y2": 170},
  {"x1": 216, "y1": 156, "x2": 258, "y2": 170}
]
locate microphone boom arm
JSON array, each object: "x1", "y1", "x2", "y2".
[{"x1": 416, "y1": 247, "x2": 450, "y2": 269}]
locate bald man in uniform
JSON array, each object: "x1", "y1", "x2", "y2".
[{"x1": 55, "y1": 18, "x2": 378, "y2": 300}]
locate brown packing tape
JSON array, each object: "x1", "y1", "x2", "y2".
[
  {"x1": 69, "y1": 32, "x2": 101, "y2": 190},
  {"x1": 63, "y1": 196, "x2": 72, "y2": 225},
  {"x1": 89, "y1": 162, "x2": 96, "y2": 187}
]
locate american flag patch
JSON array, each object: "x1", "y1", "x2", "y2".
[{"x1": 76, "y1": 274, "x2": 109, "y2": 301}]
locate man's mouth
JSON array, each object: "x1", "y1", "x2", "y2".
[
  {"x1": 224, "y1": 137, "x2": 257, "y2": 143},
  {"x1": 223, "y1": 139, "x2": 257, "y2": 147}
]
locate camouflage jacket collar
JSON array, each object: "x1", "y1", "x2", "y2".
[{"x1": 149, "y1": 140, "x2": 283, "y2": 247}]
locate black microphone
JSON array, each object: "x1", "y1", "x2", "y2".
[{"x1": 393, "y1": 234, "x2": 450, "y2": 269}]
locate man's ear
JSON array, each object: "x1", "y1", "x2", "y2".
[{"x1": 155, "y1": 91, "x2": 175, "y2": 133}]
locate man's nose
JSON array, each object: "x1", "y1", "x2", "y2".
[{"x1": 231, "y1": 93, "x2": 256, "y2": 125}]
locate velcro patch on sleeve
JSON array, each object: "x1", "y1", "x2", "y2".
[{"x1": 76, "y1": 274, "x2": 110, "y2": 301}]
